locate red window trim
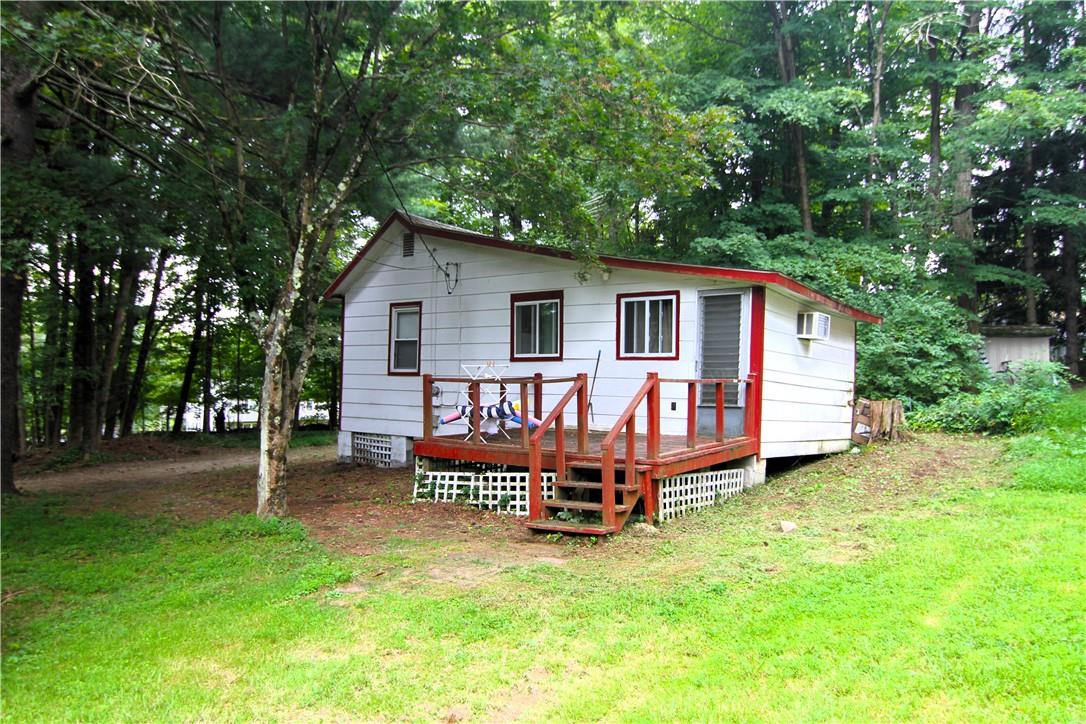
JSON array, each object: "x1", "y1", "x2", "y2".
[
  {"x1": 388, "y1": 301, "x2": 422, "y2": 376},
  {"x1": 509, "y1": 290, "x2": 564, "y2": 362},
  {"x1": 615, "y1": 290, "x2": 680, "y2": 361}
]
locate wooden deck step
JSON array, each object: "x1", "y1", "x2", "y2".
[
  {"x1": 526, "y1": 519, "x2": 619, "y2": 535},
  {"x1": 554, "y1": 480, "x2": 640, "y2": 493},
  {"x1": 542, "y1": 499, "x2": 631, "y2": 513}
]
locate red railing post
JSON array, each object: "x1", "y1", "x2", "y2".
[
  {"x1": 743, "y1": 373, "x2": 757, "y2": 439},
  {"x1": 601, "y1": 447, "x2": 616, "y2": 527},
  {"x1": 470, "y1": 381, "x2": 481, "y2": 444},
  {"x1": 519, "y1": 382, "x2": 530, "y2": 448},
  {"x1": 529, "y1": 442, "x2": 543, "y2": 520},
  {"x1": 423, "y1": 374, "x2": 433, "y2": 440},
  {"x1": 715, "y1": 381, "x2": 725, "y2": 442},
  {"x1": 686, "y1": 381, "x2": 697, "y2": 448},
  {"x1": 533, "y1": 372, "x2": 544, "y2": 421},
  {"x1": 646, "y1": 372, "x2": 660, "y2": 460},
  {"x1": 576, "y1": 372, "x2": 589, "y2": 453},
  {"x1": 641, "y1": 470, "x2": 655, "y2": 524},
  {"x1": 555, "y1": 411, "x2": 566, "y2": 481},
  {"x1": 625, "y1": 413, "x2": 637, "y2": 489}
]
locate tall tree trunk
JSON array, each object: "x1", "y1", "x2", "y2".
[
  {"x1": 69, "y1": 234, "x2": 100, "y2": 455},
  {"x1": 1, "y1": 49, "x2": 40, "y2": 493},
  {"x1": 173, "y1": 290, "x2": 205, "y2": 435},
  {"x1": 104, "y1": 312, "x2": 138, "y2": 438},
  {"x1": 96, "y1": 255, "x2": 139, "y2": 440},
  {"x1": 928, "y1": 30, "x2": 942, "y2": 215},
  {"x1": 122, "y1": 248, "x2": 168, "y2": 436},
  {"x1": 951, "y1": 9, "x2": 981, "y2": 330},
  {"x1": 1022, "y1": 145, "x2": 1038, "y2": 325},
  {"x1": 1063, "y1": 230, "x2": 1081, "y2": 377},
  {"x1": 1, "y1": 270, "x2": 27, "y2": 492},
  {"x1": 769, "y1": 1, "x2": 813, "y2": 233},
  {"x1": 258, "y1": 346, "x2": 294, "y2": 516},
  {"x1": 862, "y1": 1, "x2": 891, "y2": 234},
  {"x1": 201, "y1": 312, "x2": 215, "y2": 433}
]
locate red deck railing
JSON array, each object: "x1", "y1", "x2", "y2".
[
  {"x1": 421, "y1": 371, "x2": 756, "y2": 528},
  {"x1": 527, "y1": 374, "x2": 588, "y2": 519},
  {"x1": 594, "y1": 374, "x2": 755, "y2": 527}
]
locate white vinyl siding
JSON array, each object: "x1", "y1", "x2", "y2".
[{"x1": 759, "y1": 288, "x2": 856, "y2": 458}]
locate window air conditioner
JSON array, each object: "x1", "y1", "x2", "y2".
[{"x1": 797, "y1": 311, "x2": 831, "y2": 341}]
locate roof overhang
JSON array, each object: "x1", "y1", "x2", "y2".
[
  {"x1": 324, "y1": 210, "x2": 882, "y2": 324},
  {"x1": 981, "y1": 325, "x2": 1056, "y2": 338}
]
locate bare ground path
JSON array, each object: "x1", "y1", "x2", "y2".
[{"x1": 16, "y1": 445, "x2": 333, "y2": 494}]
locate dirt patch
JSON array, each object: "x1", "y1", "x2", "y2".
[
  {"x1": 11, "y1": 431, "x2": 1003, "y2": 587},
  {"x1": 15, "y1": 444, "x2": 580, "y2": 574}
]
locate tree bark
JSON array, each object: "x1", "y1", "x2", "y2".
[
  {"x1": 769, "y1": 1, "x2": 813, "y2": 233},
  {"x1": 951, "y1": 9, "x2": 981, "y2": 330},
  {"x1": 96, "y1": 254, "x2": 139, "y2": 440},
  {"x1": 1, "y1": 52, "x2": 41, "y2": 492},
  {"x1": 104, "y1": 311, "x2": 138, "y2": 438},
  {"x1": 862, "y1": 1, "x2": 891, "y2": 233},
  {"x1": 928, "y1": 28, "x2": 942, "y2": 204},
  {"x1": 122, "y1": 248, "x2": 168, "y2": 436},
  {"x1": 69, "y1": 234, "x2": 100, "y2": 455},
  {"x1": 1022, "y1": 145, "x2": 1038, "y2": 325},
  {"x1": 201, "y1": 311, "x2": 215, "y2": 433},
  {"x1": 1, "y1": 270, "x2": 27, "y2": 493},
  {"x1": 172, "y1": 288, "x2": 205, "y2": 435},
  {"x1": 1063, "y1": 230, "x2": 1081, "y2": 377}
]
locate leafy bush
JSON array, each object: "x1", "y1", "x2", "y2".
[
  {"x1": 856, "y1": 293, "x2": 991, "y2": 406},
  {"x1": 911, "y1": 361, "x2": 1073, "y2": 435},
  {"x1": 1003, "y1": 391, "x2": 1086, "y2": 493}
]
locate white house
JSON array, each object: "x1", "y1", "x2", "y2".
[{"x1": 324, "y1": 212, "x2": 880, "y2": 533}]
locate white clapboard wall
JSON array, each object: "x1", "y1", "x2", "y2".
[
  {"x1": 760, "y1": 288, "x2": 857, "y2": 457},
  {"x1": 337, "y1": 218, "x2": 858, "y2": 458}
]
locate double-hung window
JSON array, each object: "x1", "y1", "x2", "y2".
[
  {"x1": 510, "y1": 291, "x2": 563, "y2": 361},
  {"x1": 617, "y1": 291, "x2": 679, "y2": 359},
  {"x1": 388, "y1": 302, "x2": 421, "y2": 375}
]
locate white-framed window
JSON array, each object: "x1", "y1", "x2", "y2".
[
  {"x1": 617, "y1": 291, "x2": 679, "y2": 359},
  {"x1": 510, "y1": 291, "x2": 563, "y2": 361},
  {"x1": 388, "y1": 302, "x2": 421, "y2": 375}
]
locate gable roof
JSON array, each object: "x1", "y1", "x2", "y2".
[{"x1": 324, "y1": 210, "x2": 882, "y2": 323}]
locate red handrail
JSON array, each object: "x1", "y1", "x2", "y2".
[
  {"x1": 527, "y1": 373, "x2": 588, "y2": 520},
  {"x1": 599, "y1": 372, "x2": 660, "y2": 528}
]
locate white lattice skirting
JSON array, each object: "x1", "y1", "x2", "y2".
[
  {"x1": 659, "y1": 469, "x2": 746, "y2": 522},
  {"x1": 413, "y1": 470, "x2": 556, "y2": 516},
  {"x1": 351, "y1": 432, "x2": 393, "y2": 467}
]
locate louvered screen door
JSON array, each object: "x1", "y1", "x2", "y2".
[{"x1": 699, "y1": 293, "x2": 742, "y2": 406}]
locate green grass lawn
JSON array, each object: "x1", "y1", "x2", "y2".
[{"x1": 3, "y1": 395, "x2": 1084, "y2": 721}]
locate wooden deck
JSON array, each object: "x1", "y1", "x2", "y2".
[
  {"x1": 416, "y1": 371, "x2": 760, "y2": 534},
  {"x1": 415, "y1": 429, "x2": 758, "y2": 479}
]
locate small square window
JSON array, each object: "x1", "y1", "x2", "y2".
[
  {"x1": 510, "y1": 292, "x2": 563, "y2": 361},
  {"x1": 617, "y1": 291, "x2": 679, "y2": 360}
]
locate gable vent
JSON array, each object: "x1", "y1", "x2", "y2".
[{"x1": 402, "y1": 231, "x2": 415, "y2": 258}]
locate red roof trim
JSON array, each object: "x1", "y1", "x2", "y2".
[{"x1": 324, "y1": 210, "x2": 882, "y2": 324}]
